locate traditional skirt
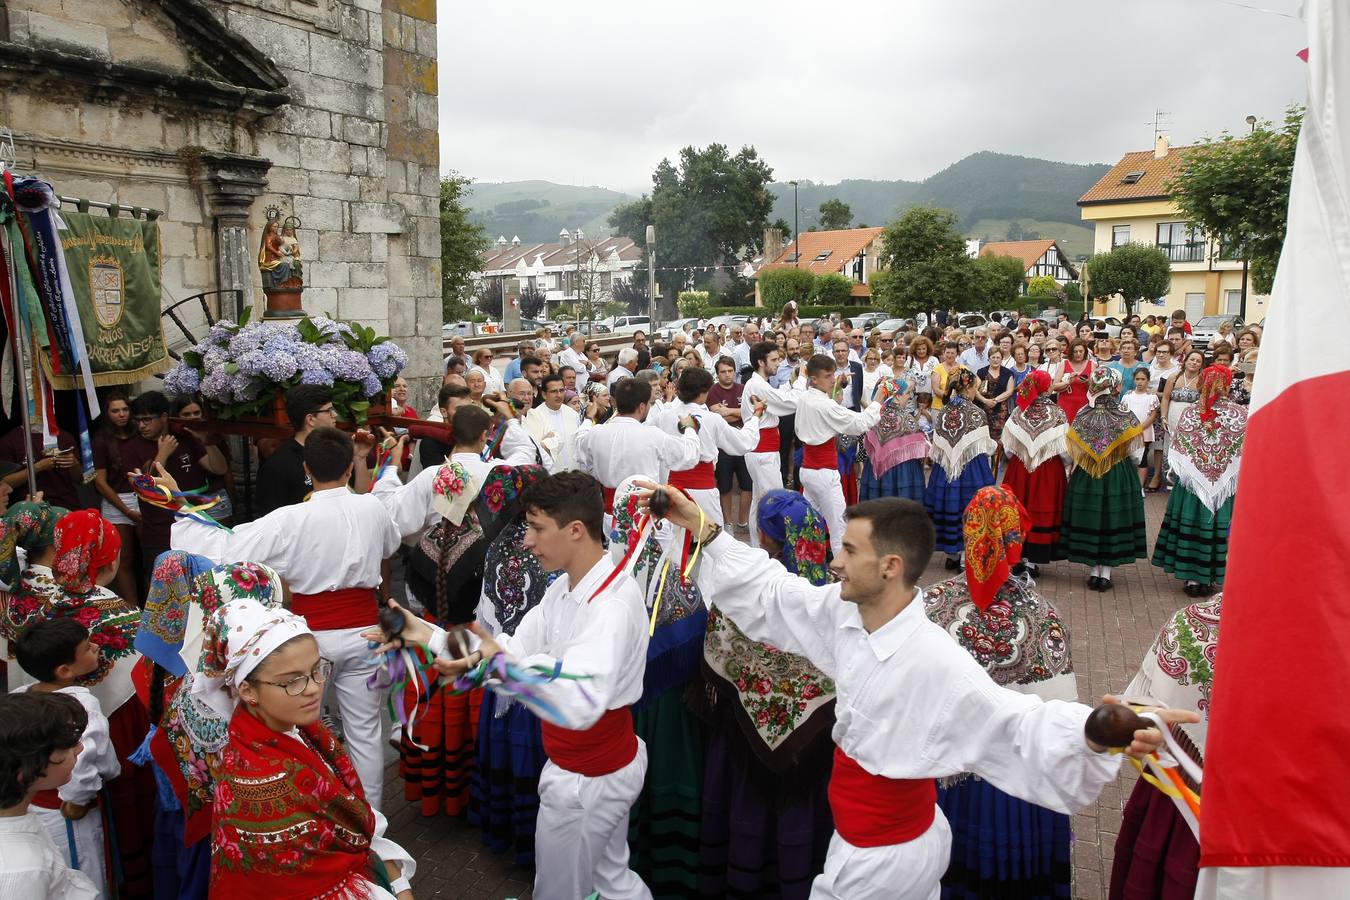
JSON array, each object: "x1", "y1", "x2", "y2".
[
  {"x1": 697, "y1": 705, "x2": 834, "y2": 900},
  {"x1": 924, "y1": 457, "x2": 996, "y2": 554},
  {"x1": 400, "y1": 685, "x2": 482, "y2": 817},
  {"x1": 1108, "y1": 777, "x2": 1199, "y2": 900},
  {"x1": 1059, "y1": 462, "x2": 1147, "y2": 566},
  {"x1": 860, "y1": 457, "x2": 926, "y2": 502},
  {"x1": 1002, "y1": 457, "x2": 1066, "y2": 564},
  {"x1": 150, "y1": 806, "x2": 210, "y2": 900},
  {"x1": 628, "y1": 687, "x2": 705, "y2": 898},
  {"x1": 469, "y1": 691, "x2": 545, "y2": 866},
  {"x1": 1152, "y1": 486, "x2": 1235, "y2": 585},
  {"x1": 937, "y1": 775, "x2": 1072, "y2": 900},
  {"x1": 108, "y1": 702, "x2": 157, "y2": 899}
]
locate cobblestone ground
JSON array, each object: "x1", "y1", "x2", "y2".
[{"x1": 387, "y1": 488, "x2": 1188, "y2": 899}]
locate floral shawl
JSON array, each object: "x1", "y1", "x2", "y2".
[
  {"x1": 412, "y1": 460, "x2": 492, "y2": 625},
  {"x1": 963, "y1": 486, "x2": 1030, "y2": 611},
  {"x1": 1124, "y1": 595, "x2": 1220, "y2": 758},
  {"x1": 51, "y1": 509, "x2": 121, "y2": 595},
  {"x1": 929, "y1": 396, "x2": 995, "y2": 480},
  {"x1": 863, "y1": 377, "x2": 928, "y2": 478},
  {"x1": 1169, "y1": 398, "x2": 1246, "y2": 514},
  {"x1": 477, "y1": 465, "x2": 557, "y2": 635},
  {"x1": 0, "y1": 500, "x2": 69, "y2": 587},
  {"x1": 141, "y1": 558, "x2": 283, "y2": 846},
  {"x1": 1066, "y1": 378, "x2": 1144, "y2": 479},
  {"x1": 212, "y1": 707, "x2": 384, "y2": 900},
  {"x1": 4, "y1": 564, "x2": 139, "y2": 714},
  {"x1": 703, "y1": 489, "x2": 836, "y2": 771},
  {"x1": 1002, "y1": 393, "x2": 1070, "y2": 472}
]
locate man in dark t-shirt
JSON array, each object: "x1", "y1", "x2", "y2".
[
  {"x1": 255, "y1": 385, "x2": 338, "y2": 516},
  {"x1": 0, "y1": 425, "x2": 82, "y2": 510},
  {"x1": 127, "y1": 391, "x2": 226, "y2": 572}
]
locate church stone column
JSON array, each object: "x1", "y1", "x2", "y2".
[{"x1": 196, "y1": 151, "x2": 271, "y2": 320}]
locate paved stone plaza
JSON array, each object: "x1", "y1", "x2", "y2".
[{"x1": 386, "y1": 489, "x2": 1190, "y2": 900}]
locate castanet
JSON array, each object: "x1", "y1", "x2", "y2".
[{"x1": 1084, "y1": 703, "x2": 1157, "y2": 748}]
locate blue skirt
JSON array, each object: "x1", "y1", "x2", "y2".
[
  {"x1": 469, "y1": 691, "x2": 546, "y2": 866},
  {"x1": 860, "y1": 457, "x2": 926, "y2": 502},
  {"x1": 937, "y1": 776, "x2": 1072, "y2": 900},
  {"x1": 924, "y1": 458, "x2": 996, "y2": 554}
]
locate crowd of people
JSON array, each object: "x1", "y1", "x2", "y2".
[{"x1": 0, "y1": 300, "x2": 1248, "y2": 900}]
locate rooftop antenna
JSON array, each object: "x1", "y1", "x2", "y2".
[{"x1": 1147, "y1": 109, "x2": 1171, "y2": 143}]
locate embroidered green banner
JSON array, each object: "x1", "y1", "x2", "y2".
[{"x1": 46, "y1": 212, "x2": 169, "y2": 386}]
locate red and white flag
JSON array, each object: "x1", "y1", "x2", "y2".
[{"x1": 1198, "y1": 1, "x2": 1350, "y2": 896}]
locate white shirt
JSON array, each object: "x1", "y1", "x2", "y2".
[
  {"x1": 861, "y1": 364, "x2": 894, "y2": 402},
  {"x1": 654, "y1": 399, "x2": 761, "y2": 466},
  {"x1": 558, "y1": 347, "x2": 590, "y2": 390},
  {"x1": 697, "y1": 344, "x2": 723, "y2": 369},
  {"x1": 0, "y1": 813, "x2": 99, "y2": 899},
  {"x1": 498, "y1": 418, "x2": 547, "y2": 467},
  {"x1": 574, "y1": 415, "x2": 700, "y2": 487},
  {"x1": 472, "y1": 364, "x2": 503, "y2": 395},
  {"x1": 695, "y1": 535, "x2": 1119, "y2": 807},
  {"x1": 430, "y1": 554, "x2": 649, "y2": 728},
  {"x1": 728, "y1": 340, "x2": 751, "y2": 378},
  {"x1": 606, "y1": 365, "x2": 636, "y2": 388},
  {"x1": 10, "y1": 686, "x2": 118, "y2": 806},
  {"x1": 793, "y1": 387, "x2": 882, "y2": 445},
  {"x1": 958, "y1": 345, "x2": 990, "y2": 371},
  {"x1": 741, "y1": 372, "x2": 798, "y2": 433},
  {"x1": 375, "y1": 452, "x2": 499, "y2": 539},
  {"x1": 172, "y1": 478, "x2": 402, "y2": 593},
  {"x1": 524, "y1": 404, "x2": 582, "y2": 471}
]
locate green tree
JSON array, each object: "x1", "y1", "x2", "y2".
[
  {"x1": 678, "y1": 291, "x2": 712, "y2": 318},
  {"x1": 1026, "y1": 274, "x2": 1060, "y2": 298},
  {"x1": 612, "y1": 280, "x2": 649, "y2": 315},
  {"x1": 818, "y1": 198, "x2": 853, "y2": 231},
  {"x1": 814, "y1": 272, "x2": 855, "y2": 307},
  {"x1": 608, "y1": 144, "x2": 776, "y2": 307},
  {"x1": 1062, "y1": 281, "x2": 1084, "y2": 310},
  {"x1": 872, "y1": 206, "x2": 974, "y2": 318},
  {"x1": 440, "y1": 173, "x2": 490, "y2": 321},
  {"x1": 476, "y1": 279, "x2": 503, "y2": 319},
  {"x1": 971, "y1": 254, "x2": 1027, "y2": 309},
  {"x1": 718, "y1": 271, "x2": 756, "y2": 307},
  {"x1": 1084, "y1": 244, "x2": 1171, "y2": 315},
  {"x1": 1166, "y1": 106, "x2": 1301, "y2": 296},
  {"x1": 772, "y1": 216, "x2": 793, "y2": 240},
  {"x1": 517, "y1": 285, "x2": 547, "y2": 319},
  {"x1": 757, "y1": 268, "x2": 816, "y2": 311}
]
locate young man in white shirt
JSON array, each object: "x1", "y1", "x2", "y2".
[
  {"x1": 373, "y1": 472, "x2": 653, "y2": 900},
  {"x1": 375, "y1": 403, "x2": 495, "y2": 540},
  {"x1": 524, "y1": 373, "x2": 583, "y2": 470},
  {"x1": 649, "y1": 491, "x2": 1199, "y2": 900},
  {"x1": 169, "y1": 426, "x2": 402, "y2": 809},
  {"x1": 794, "y1": 354, "x2": 883, "y2": 554},
  {"x1": 741, "y1": 341, "x2": 798, "y2": 547},
  {"x1": 653, "y1": 366, "x2": 763, "y2": 526}
]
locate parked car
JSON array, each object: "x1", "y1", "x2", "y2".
[
  {"x1": 868, "y1": 318, "x2": 912, "y2": 339},
  {"x1": 654, "y1": 317, "x2": 702, "y2": 340},
  {"x1": 605, "y1": 314, "x2": 652, "y2": 335},
  {"x1": 1190, "y1": 314, "x2": 1244, "y2": 351},
  {"x1": 956, "y1": 313, "x2": 988, "y2": 330},
  {"x1": 442, "y1": 321, "x2": 477, "y2": 337},
  {"x1": 705, "y1": 314, "x2": 751, "y2": 330},
  {"x1": 846, "y1": 311, "x2": 888, "y2": 332}
]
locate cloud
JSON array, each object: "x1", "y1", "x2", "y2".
[{"x1": 437, "y1": 0, "x2": 1306, "y2": 189}]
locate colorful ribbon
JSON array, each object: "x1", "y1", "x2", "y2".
[
  {"x1": 129, "y1": 473, "x2": 232, "y2": 531},
  {"x1": 480, "y1": 421, "x2": 508, "y2": 461},
  {"x1": 368, "y1": 437, "x2": 397, "y2": 490},
  {"x1": 650, "y1": 498, "x2": 705, "y2": 637},
  {"x1": 366, "y1": 641, "x2": 437, "y2": 752},
  {"x1": 450, "y1": 652, "x2": 593, "y2": 724},
  {"x1": 1117, "y1": 708, "x2": 1203, "y2": 839}
]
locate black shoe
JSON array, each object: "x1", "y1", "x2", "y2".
[
  {"x1": 1088, "y1": 575, "x2": 1102, "y2": 590},
  {"x1": 1184, "y1": 581, "x2": 1200, "y2": 596},
  {"x1": 1098, "y1": 577, "x2": 1114, "y2": 591},
  {"x1": 945, "y1": 556, "x2": 962, "y2": 571},
  {"x1": 1197, "y1": 583, "x2": 1215, "y2": 597},
  {"x1": 1025, "y1": 561, "x2": 1040, "y2": 576}
]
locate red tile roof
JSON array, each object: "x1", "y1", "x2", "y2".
[
  {"x1": 978, "y1": 239, "x2": 1057, "y2": 271},
  {"x1": 1078, "y1": 147, "x2": 1192, "y2": 205},
  {"x1": 757, "y1": 227, "x2": 885, "y2": 276}
]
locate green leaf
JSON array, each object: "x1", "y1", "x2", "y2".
[
  {"x1": 224, "y1": 362, "x2": 239, "y2": 375},
  {"x1": 182, "y1": 350, "x2": 203, "y2": 369}
]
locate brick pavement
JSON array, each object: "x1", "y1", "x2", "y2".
[{"x1": 388, "y1": 489, "x2": 1193, "y2": 899}]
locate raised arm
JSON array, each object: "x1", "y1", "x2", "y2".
[
  {"x1": 703, "y1": 404, "x2": 761, "y2": 454},
  {"x1": 820, "y1": 397, "x2": 883, "y2": 437}
]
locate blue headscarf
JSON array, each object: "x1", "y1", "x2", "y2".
[
  {"x1": 756, "y1": 490, "x2": 831, "y2": 586},
  {"x1": 134, "y1": 551, "x2": 218, "y2": 677}
]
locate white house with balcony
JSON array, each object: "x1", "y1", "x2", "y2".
[{"x1": 473, "y1": 228, "x2": 643, "y2": 310}]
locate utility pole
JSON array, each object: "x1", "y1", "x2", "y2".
[
  {"x1": 789, "y1": 180, "x2": 799, "y2": 266},
  {"x1": 646, "y1": 225, "x2": 657, "y2": 328}
]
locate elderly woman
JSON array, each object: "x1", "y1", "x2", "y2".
[
  {"x1": 1153, "y1": 366, "x2": 1246, "y2": 597},
  {"x1": 197, "y1": 598, "x2": 415, "y2": 899},
  {"x1": 470, "y1": 347, "x2": 503, "y2": 395}
]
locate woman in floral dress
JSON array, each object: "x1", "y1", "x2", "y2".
[
  {"x1": 924, "y1": 485, "x2": 1077, "y2": 899},
  {"x1": 698, "y1": 489, "x2": 836, "y2": 900},
  {"x1": 1001, "y1": 370, "x2": 1070, "y2": 574},
  {"x1": 859, "y1": 376, "x2": 928, "y2": 502},
  {"x1": 924, "y1": 368, "x2": 996, "y2": 569}
]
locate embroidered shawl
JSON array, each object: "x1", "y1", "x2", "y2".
[
  {"x1": 1066, "y1": 397, "x2": 1143, "y2": 479},
  {"x1": 135, "y1": 551, "x2": 217, "y2": 678},
  {"x1": 963, "y1": 486, "x2": 1029, "y2": 611},
  {"x1": 929, "y1": 396, "x2": 995, "y2": 480},
  {"x1": 51, "y1": 509, "x2": 121, "y2": 595},
  {"x1": 477, "y1": 465, "x2": 556, "y2": 635},
  {"x1": 0, "y1": 500, "x2": 69, "y2": 587},
  {"x1": 923, "y1": 577, "x2": 1076, "y2": 702},
  {"x1": 1124, "y1": 595, "x2": 1220, "y2": 756},
  {"x1": 703, "y1": 491, "x2": 836, "y2": 771},
  {"x1": 212, "y1": 709, "x2": 383, "y2": 900},
  {"x1": 1002, "y1": 393, "x2": 1069, "y2": 472},
  {"x1": 863, "y1": 378, "x2": 929, "y2": 478},
  {"x1": 412, "y1": 463, "x2": 490, "y2": 625},
  {"x1": 1168, "y1": 399, "x2": 1246, "y2": 514}
]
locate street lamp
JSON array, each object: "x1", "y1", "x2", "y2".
[
  {"x1": 1245, "y1": 114, "x2": 1258, "y2": 134},
  {"x1": 646, "y1": 224, "x2": 657, "y2": 328},
  {"x1": 788, "y1": 180, "x2": 799, "y2": 267},
  {"x1": 1238, "y1": 115, "x2": 1257, "y2": 316}
]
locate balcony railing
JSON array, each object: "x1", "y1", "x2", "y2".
[{"x1": 1158, "y1": 242, "x2": 1206, "y2": 263}]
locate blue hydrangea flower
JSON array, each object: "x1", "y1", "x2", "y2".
[
  {"x1": 200, "y1": 368, "x2": 233, "y2": 403},
  {"x1": 201, "y1": 347, "x2": 229, "y2": 371},
  {"x1": 299, "y1": 367, "x2": 334, "y2": 386},
  {"x1": 163, "y1": 363, "x2": 201, "y2": 397},
  {"x1": 360, "y1": 374, "x2": 383, "y2": 397},
  {"x1": 236, "y1": 350, "x2": 266, "y2": 378},
  {"x1": 260, "y1": 352, "x2": 299, "y2": 382},
  {"x1": 366, "y1": 341, "x2": 408, "y2": 379}
]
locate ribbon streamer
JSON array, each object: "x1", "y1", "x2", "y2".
[
  {"x1": 129, "y1": 473, "x2": 231, "y2": 531},
  {"x1": 1119, "y1": 708, "x2": 1203, "y2": 838},
  {"x1": 366, "y1": 641, "x2": 436, "y2": 752},
  {"x1": 650, "y1": 497, "x2": 705, "y2": 636},
  {"x1": 451, "y1": 652, "x2": 594, "y2": 725}
]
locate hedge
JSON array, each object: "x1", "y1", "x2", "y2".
[{"x1": 691, "y1": 304, "x2": 883, "y2": 319}]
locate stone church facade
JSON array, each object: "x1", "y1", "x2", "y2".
[{"x1": 0, "y1": 0, "x2": 441, "y2": 399}]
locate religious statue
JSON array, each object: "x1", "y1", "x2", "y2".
[{"x1": 258, "y1": 207, "x2": 305, "y2": 318}]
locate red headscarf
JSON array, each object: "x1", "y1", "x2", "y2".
[
  {"x1": 1198, "y1": 364, "x2": 1233, "y2": 424},
  {"x1": 52, "y1": 510, "x2": 122, "y2": 595},
  {"x1": 963, "y1": 486, "x2": 1031, "y2": 610},
  {"x1": 1016, "y1": 369, "x2": 1052, "y2": 411}
]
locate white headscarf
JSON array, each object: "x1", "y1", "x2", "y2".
[{"x1": 191, "y1": 597, "x2": 312, "y2": 719}]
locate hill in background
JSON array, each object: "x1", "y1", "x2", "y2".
[{"x1": 464, "y1": 153, "x2": 1111, "y2": 259}]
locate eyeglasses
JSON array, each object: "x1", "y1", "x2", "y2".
[
  {"x1": 132, "y1": 414, "x2": 163, "y2": 424},
  {"x1": 311, "y1": 405, "x2": 337, "y2": 417},
  {"x1": 254, "y1": 658, "x2": 333, "y2": 696}
]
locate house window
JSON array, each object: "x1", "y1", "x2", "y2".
[
  {"x1": 1156, "y1": 222, "x2": 1205, "y2": 262},
  {"x1": 1112, "y1": 225, "x2": 1130, "y2": 248},
  {"x1": 1218, "y1": 235, "x2": 1244, "y2": 260},
  {"x1": 1225, "y1": 290, "x2": 1243, "y2": 314},
  {"x1": 813, "y1": 250, "x2": 833, "y2": 262}
]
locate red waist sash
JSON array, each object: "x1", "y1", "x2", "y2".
[
  {"x1": 290, "y1": 586, "x2": 380, "y2": 631},
  {"x1": 753, "y1": 426, "x2": 781, "y2": 453},
  {"x1": 602, "y1": 485, "x2": 616, "y2": 514},
  {"x1": 541, "y1": 706, "x2": 638, "y2": 776},
  {"x1": 828, "y1": 747, "x2": 936, "y2": 847},
  {"x1": 668, "y1": 460, "x2": 716, "y2": 490},
  {"x1": 32, "y1": 789, "x2": 63, "y2": 810},
  {"x1": 802, "y1": 438, "x2": 838, "y2": 470}
]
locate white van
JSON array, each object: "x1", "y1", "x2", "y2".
[{"x1": 608, "y1": 315, "x2": 652, "y2": 335}]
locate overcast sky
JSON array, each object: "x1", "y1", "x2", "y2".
[{"x1": 436, "y1": 0, "x2": 1306, "y2": 193}]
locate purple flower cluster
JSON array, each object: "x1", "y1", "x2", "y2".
[{"x1": 162, "y1": 314, "x2": 408, "y2": 410}]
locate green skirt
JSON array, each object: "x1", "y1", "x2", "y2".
[
  {"x1": 1060, "y1": 462, "x2": 1147, "y2": 566},
  {"x1": 628, "y1": 687, "x2": 704, "y2": 898},
  {"x1": 1153, "y1": 485, "x2": 1234, "y2": 584}
]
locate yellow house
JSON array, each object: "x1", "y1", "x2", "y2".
[{"x1": 1078, "y1": 136, "x2": 1270, "y2": 322}]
